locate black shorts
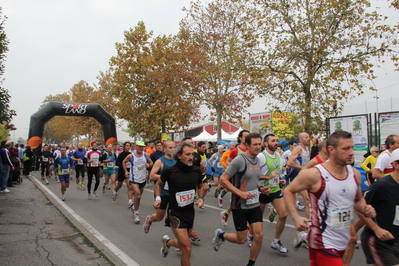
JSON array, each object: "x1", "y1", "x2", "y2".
[
  {"x1": 117, "y1": 171, "x2": 127, "y2": 183},
  {"x1": 165, "y1": 209, "x2": 194, "y2": 229},
  {"x1": 160, "y1": 195, "x2": 169, "y2": 211},
  {"x1": 130, "y1": 181, "x2": 146, "y2": 189},
  {"x1": 361, "y1": 228, "x2": 399, "y2": 265},
  {"x1": 259, "y1": 190, "x2": 283, "y2": 204},
  {"x1": 202, "y1": 174, "x2": 210, "y2": 183},
  {"x1": 232, "y1": 206, "x2": 263, "y2": 231}
]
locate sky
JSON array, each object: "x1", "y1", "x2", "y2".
[{"x1": 1, "y1": 0, "x2": 398, "y2": 142}]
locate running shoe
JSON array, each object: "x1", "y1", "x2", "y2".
[
  {"x1": 296, "y1": 202, "x2": 305, "y2": 210},
  {"x1": 134, "y1": 213, "x2": 140, "y2": 224},
  {"x1": 106, "y1": 184, "x2": 111, "y2": 190},
  {"x1": 207, "y1": 183, "x2": 212, "y2": 192},
  {"x1": 268, "y1": 207, "x2": 277, "y2": 223},
  {"x1": 143, "y1": 215, "x2": 152, "y2": 233},
  {"x1": 81, "y1": 184, "x2": 85, "y2": 190},
  {"x1": 271, "y1": 240, "x2": 288, "y2": 253},
  {"x1": 161, "y1": 235, "x2": 170, "y2": 258},
  {"x1": 194, "y1": 195, "x2": 199, "y2": 203},
  {"x1": 190, "y1": 231, "x2": 200, "y2": 242},
  {"x1": 62, "y1": 195, "x2": 65, "y2": 201},
  {"x1": 87, "y1": 194, "x2": 91, "y2": 200},
  {"x1": 217, "y1": 194, "x2": 223, "y2": 208},
  {"x1": 220, "y1": 211, "x2": 229, "y2": 227},
  {"x1": 292, "y1": 231, "x2": 306, "y2": 251},
  {"x1": 102, "y1": 186, "x2": 106, "y2": 194},
  {"x1": 76, "y1": 184, "x2": 79, "y2": 189},
  {"x1": 212, "y1": 228, "x2": 224, "y2": 251},
  {"x1": 45, "y1": 180, "x2": 49, "y2": 185},
  {"x1": 112, "y1": 192, "x2": 117, "y2": 201},
  {"x1": 247, "y1": 231, "x2": 253, "y2": 248},
  {"x1": 214, "y1": 188, "x2": 220, "y2": 198},
  {"x1": 93, "y1": 191, "x2": 99, "y2": 197}
]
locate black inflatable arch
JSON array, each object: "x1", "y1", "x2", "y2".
[{"x1": 28, "y1": 101, "x2": 117, "y2": 155}]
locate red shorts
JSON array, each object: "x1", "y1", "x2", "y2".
[{"x1": 309, "y1": 248, "x2": 345, "y2": 266}]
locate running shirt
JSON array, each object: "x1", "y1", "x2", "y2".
[
  {"x1": 364, "y1": 175, "x2": 399, "y2": 241},
  {"x1": 101, "y1": 152, "x2": 116, "y2": 170},
  {"x1": 116, "y1": 151, "x2": 131, "y2": 176},
  {"x1": 129, "y1": 152, "x2": 148, "y2": 183},
  {"x1": 158, "y1": 156, "x2": 176, "y2": 197},
  {"x1": 226, "y1": 153, "x2": 261, "y2": 210},
  {"x1": 257, "y1": 150, "x2": 281, "y2": 194},
  {"x1": 210, "y1": 153, "x2": 224, "y2": 175},
  {"x1": 229, "y1": 146, "x2": 247, "y2": 159},
  {"x1": 85, "y1": 150, "x2": 102, "y2": 167},
  {"x1": 161, "y1": 160, "x2": 202, "y2": 215},
  {"x1": 72, "y1": 149, "x2": 86, "y2": 166},
  {"x1": 375, "y1": 150, "x2": 393, "y2": 175},
  {"x1": 297, "y1": 145, "x2": 310, "y2": 166},
  {"x1": 40, "y1": 150, "x2": 53, "y2": 164},
  {"x1": 53, "y1": 156, "x2": 72, "y2": 175},
  {"x1": 309, "y1": 165, "x2": 359, "y2": 251}
]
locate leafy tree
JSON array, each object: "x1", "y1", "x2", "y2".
[
  {"x1": 179, "y1": 0, "x2": 263, "y2": 140},
  {"x1": 248, "y1": 0, "x2": 399, "y2": 134},
  {"x1": 0, "y1": 122, "x2": 10, "y2": 141},
  {"x1": 0, "y1": 8, "x2": 16, "y2": 124},
  {"x1": 110, "y1": 21, "x2": 200, "y2": 139}
]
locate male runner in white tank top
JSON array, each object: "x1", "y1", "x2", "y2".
[{"x1": 284, "y1": 131, "x2": 376, "y2": 266}]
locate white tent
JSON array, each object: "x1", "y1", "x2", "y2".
[
  {"x1": 192, "y1": 130, "x2": 217, "y2": 141},
  {"x1": 228, "y1": 127, "x2": 244, "y2": 140},
  {"x1": 220, "y1": 129, "x2": 236, "y2": 140}
]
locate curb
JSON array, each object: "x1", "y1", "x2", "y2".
[{"x1": 28, "y1": 174, "x2": 140, "y2": 266}]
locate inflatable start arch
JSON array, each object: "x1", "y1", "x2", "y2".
[{"x1": 28, "y1": 101, "x2": 117, "y2": 155}]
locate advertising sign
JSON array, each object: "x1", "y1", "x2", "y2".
[
  {"x1": 249, "y1": 112, "x2": 272, "y2": 136},
  {"x1": 328, "y1": 115, "x2": 368, "y2": 151}
]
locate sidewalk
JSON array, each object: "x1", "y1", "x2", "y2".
[{"x1": 0, "y1": 175, "x2": 113, "y2": 266}]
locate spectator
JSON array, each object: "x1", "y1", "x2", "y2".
[
  {"x1": 23, "y1": 145, "x2": 34, "y2": 176},
  {"x1": 1, "y1": 141, "x2": 15, "y2": 193}
]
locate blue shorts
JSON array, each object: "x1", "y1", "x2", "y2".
[
  {"x1": 103, "y1": 169, "x2": 116, "y2": 176},
  {"x1": 58, "y1": 175, "x2": 70, "y2": 183}
]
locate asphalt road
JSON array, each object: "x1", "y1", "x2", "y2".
[{"x1": 32, "y1": 171, "x2": 368, "y2": 266}]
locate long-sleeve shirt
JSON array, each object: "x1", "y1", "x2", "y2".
[
  {"x1": 1, "y1": 148, "x2": 13, "y2": 167},
  {"x1": 361, "y1": 155, "x2": 377, "y2": 172}
]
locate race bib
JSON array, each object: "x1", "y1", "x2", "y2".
[
  {"x1": 164, "y1": 181, "x2": 169, "y2": 190},
  {"x1": 42, "y1": 158, "x2": 48, "y2": 162},
  {"x1": 176, "y1": 189, "x2": 195, "y2": 207},
  {"x1": 269, "y1": 175, "x2": 279, "y2": 187},
  {"x1": 246, "y1": 189, "x2": 259, "y2": 205},
  {"x1": 329, "y1": 205, "x2": 353, "y2": 229},
  {"x1": 77, "y1": 160, "x2": 83, "y2": 165},
  {"x1": 393, "y1": 205, "x2": 399, "y2": 226},
  {"x1": 217, "y1": 163, "x2": 223, "y2": 168},
  {"x1": 134, "y1": 165, "x2": 146, "y2": 173},
  {"x1": 126, "y1": 162, "x2": 131, "y2": 168},
  {"x1": 91, "y1": 159, "x2": 99, "y2": 167},
  {"x1": 62, "y1": 169, "x2": 69, "y2": 175},
  {"x1": 107, "y1": 162, "x2": 114, "y2": 168}
]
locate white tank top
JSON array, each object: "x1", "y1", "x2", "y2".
[
  {"x1": 308, "y1": 164, "x2": 358, "y2": 251},
  {"x1": 299, "y1": 145, "x2": 310, "y2": 166},
  {"x1": 130, "y1": 152, "x2": 147, "y2": 183}
]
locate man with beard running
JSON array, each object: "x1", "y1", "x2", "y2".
[{"x1": 155, "y1": 141, "x2": 204, "y2": 266}]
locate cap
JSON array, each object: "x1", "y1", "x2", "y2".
[
  {"x1": 91, "y1": 142, "x2": 97, "y2": 146},
  {"x1": 136, "y1": 141, "x2": 146, "y2": 147},
  {"x1": 217, "y1": 145, "x2": 225, "y2": 150},
  {"x1": 390, "y1": 148, "x2": 399, "y2": 163}
]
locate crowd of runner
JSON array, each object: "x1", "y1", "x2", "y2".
[{"x1": 2, "y1": 131, "x2": 399, "y2": 266}]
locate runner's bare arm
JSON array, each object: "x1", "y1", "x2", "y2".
[
  {"x1": 122, "y1": 154, "x2": 132, "y2": 178},
  {"x1": 372, "y1": 167, "x2": 385, "y2": 180},
  {"x1": 149, "y1": 159, "x2": 163, "y2": 181},
  {"x1": 283, "y1": 168, "x2": 319, "y2": 231},
  {"x1": 304, "y1": 158, "x2": 318, "y2": 169},
  {"x1": 287, "y1": 146, "x2": 304, "y2": 170}
]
